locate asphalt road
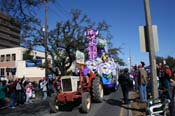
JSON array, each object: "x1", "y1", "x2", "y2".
[{"x1": 0, "y1": 88, "x2": 124, "y2": 116}]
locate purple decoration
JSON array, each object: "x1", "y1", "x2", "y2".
[
  {"x1": 85, "y1": 29, "x2": 98, "y2": 60},
  {"x1": 88, "y1": 51, "x2": 97, "y2": 60},
  {"x1": 88, "y1": 46, "x2": 97, "y2": 52},
  {"x1": 82, "y1": 67, "x2": 90, "y2": 76},
  {"x1": 88, "y1": 40, "x2": 97, "y2": 46},
  {"x1": 85, "y1": 29, "x2": 98, "y2": 42}
]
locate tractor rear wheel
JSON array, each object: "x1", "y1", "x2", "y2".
[
  {"x1": 81, "y1": 92, "x2": 91, "y2": 113},
  {"x1": 92, "y1": 77, "x2": 104, "y2": 102}
]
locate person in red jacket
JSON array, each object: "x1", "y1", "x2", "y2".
[{"x1": 164, "y1": 65, "x2": 172, "y2": 99}]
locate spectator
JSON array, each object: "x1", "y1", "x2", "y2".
[
  {"x1": 157, "y1": 63, "x2": 165, "y2": 89},
  {"x1": 25, "y1": 82, "x2": 33, "y2": 104},
  {"x1": 138, "y1": 63, "x2": 148, "y2": 102},
  {"x1": 40, "y1": 78, "x2": 48, "y2": 100},
  {"x1": 171, "y1": 70, "x2": 175, "y2": 82},
  {"x1": 170, "y1": 71, "x2": 175, "y2": 115},
  {"x1": 0, "y1": 80, "x2": 7, "y2": 108},
  {"x1": 48, "y1": 78, "x2": 53, "y2": 96},
  {"x1": 16, "y1": 79, "x2": 23, "y2": 105},
  {"x1": 8, "y1": 80, "x2": 17, "y2": 109},
  {"x1": 132, "y1": 65, "x2": 139, "y2": 91},
  {"x1": 163, "y1": 65, "x2": 172, "y2": 99},
  {"x1": 118, "y1": 68, "x2": 132, "y2": 104}
]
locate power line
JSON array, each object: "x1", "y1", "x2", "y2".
[
  {"x1": 48, "y1": 6, "x2": 65, "y2": 20},
  {"x1": 53, "y1": 0, "x2": 69, "y2": 18}
]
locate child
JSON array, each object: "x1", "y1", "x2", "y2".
[{"x1": 25, "y1": 83, "x2": 32, "y2": 104}]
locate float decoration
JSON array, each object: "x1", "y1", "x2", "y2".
[
  {"x1": 85, "y1": 28, "x2": 119, "y2": 90},
  {"x1": 85, "y1": 29, "x2": 98, "y2": 60}
]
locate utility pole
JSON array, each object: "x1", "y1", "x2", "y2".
[
  {"x1": 43, "y1": 0, "x2": 48, "y2": 79},
  {"x1": 144, "y1": 0, "x2": 159, "y2": 99}
]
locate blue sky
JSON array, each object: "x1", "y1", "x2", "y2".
[{"x1": 38, "y1": 0, "x2": 175, "y2": 66}]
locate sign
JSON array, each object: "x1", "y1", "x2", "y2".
[
  {"x1": 139, "y1": 25, "x2": 159, "y2": 52},
  {"x1": 76, "y1": 50, "x2": 85, "y2": 64},
  {"x1": 26, "y1": 59, "x2": 42, "y2": 67}
]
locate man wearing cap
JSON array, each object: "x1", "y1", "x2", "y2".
[{"x1": 138, "y1": 62, "x2": 148, "y2": 102}]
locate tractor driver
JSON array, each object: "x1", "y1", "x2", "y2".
[{"x1": 82, "y1": 64, "x2": 90, "y2": 83}]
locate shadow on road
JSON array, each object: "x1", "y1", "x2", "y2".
[
  {"x1": 0, "y1": 101, "x2": 49, "y2": 116},
  {"x1": 58, "y1": 102, "x2": 80, "y2": 112},
  {"x1": 104, "y1": 98, "x2": 146, "y2": 113}
]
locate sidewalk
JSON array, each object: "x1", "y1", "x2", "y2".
[
  {"x1": 130, "y1": 91, "x2": 147, "y2": 116},
  {"x1": 122, "y1": 91, "x2": 147, "y2": 116}
]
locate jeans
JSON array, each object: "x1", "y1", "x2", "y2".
[
  {"x1": 9, "y1": 92, "x2": 16, "y2": 107},
  {"x1": 139, "y1": 84, "x2": 147, "y2": 102},
  {"x1": 25, "y1": 95, "x2": 32, "y2": 103},
  {"x1": 42, "y1": 91, "x2": 47, "y2": 100},
  {"x1": 164, "y1": 79, "x2": 171, "y2": 99},
  {"x1": 164, "y1": 79, "x2": 170, "y2": 89}
]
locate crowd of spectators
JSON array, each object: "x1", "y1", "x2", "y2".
[
  {"x1": 129, "y1": 62, "x2": 175, "y2": 101},
  {"x1": 119, "y1": 61, "x2": 175, "y2": 106},
  {"x1": 0, "y1": 76, "x2": 61, "y2": 109}
]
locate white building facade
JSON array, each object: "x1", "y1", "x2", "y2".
[{"x1": 0, "y1": 47, "x2": 46, "y2": 81}]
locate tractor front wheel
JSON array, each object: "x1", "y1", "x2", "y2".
[
  {"x1": 81, "y1": 92, "x2": 91, "y2": 113},
  {"x1": 92, "y1": 77, "x2": 104, "y2": 102}
]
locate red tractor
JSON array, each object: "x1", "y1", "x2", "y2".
[{"x1": 49, "y1": 68, "x2": 104, "y2": 113}]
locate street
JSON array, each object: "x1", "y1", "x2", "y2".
[{"x1": 0, "y1": 89, "x2": 124, "y2": 116}]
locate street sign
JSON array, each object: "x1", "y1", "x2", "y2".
[{"x1": 139, "y1": 25, "x2": 159, "y2": 52}]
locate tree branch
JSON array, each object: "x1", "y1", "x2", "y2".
[{"x1": 18, "y1": 0, "x2": 27, "y2": 20}]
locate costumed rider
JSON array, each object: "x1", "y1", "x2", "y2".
[
  {"x1": 101, "y1": 53, "x2": 108, "y2": 62},
  {"x1": 81, "y1": 63, "x2": 91, "y2": 83}
]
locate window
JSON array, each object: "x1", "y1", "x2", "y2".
[
  {"x1": 12, "y1": 54, "x2": 16, "y2": 61},
  {"x1": 6, "y1": 54, "x2": 10, "y2": 62},
  {"x1": 0, "y1": 68, "x2": 5, "y2": 76},
  {"x1": 1, "y1": 55, "x2": 5, "y2": 62}
]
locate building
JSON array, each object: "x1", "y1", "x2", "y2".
[
  {"x1": 0, "y1": 12, "x2": 20, "y2": 49},
  {"x1": 0, "y1": 47, "x2": 46, "y2": 81}
]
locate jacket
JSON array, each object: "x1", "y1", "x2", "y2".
[
  {"x1": 0, "y1": 85, "x2": 7, "y2": 99},
  {"x1": 138, "y1": 68, "x2": 147, "y2": 85},
  {"x1": 118, "y1": 73, "x2": 132, "y2": 87}
]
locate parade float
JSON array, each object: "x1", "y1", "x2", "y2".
[
  {"x1": 50, "y1": 49, "x2": 103, "y2": 113},
  {"x1": 85, "y1": 29, "x2": 119, "y2": 92},
  {"x1": 49, "y1": 28, "x2": 118, "y2": 113}
]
